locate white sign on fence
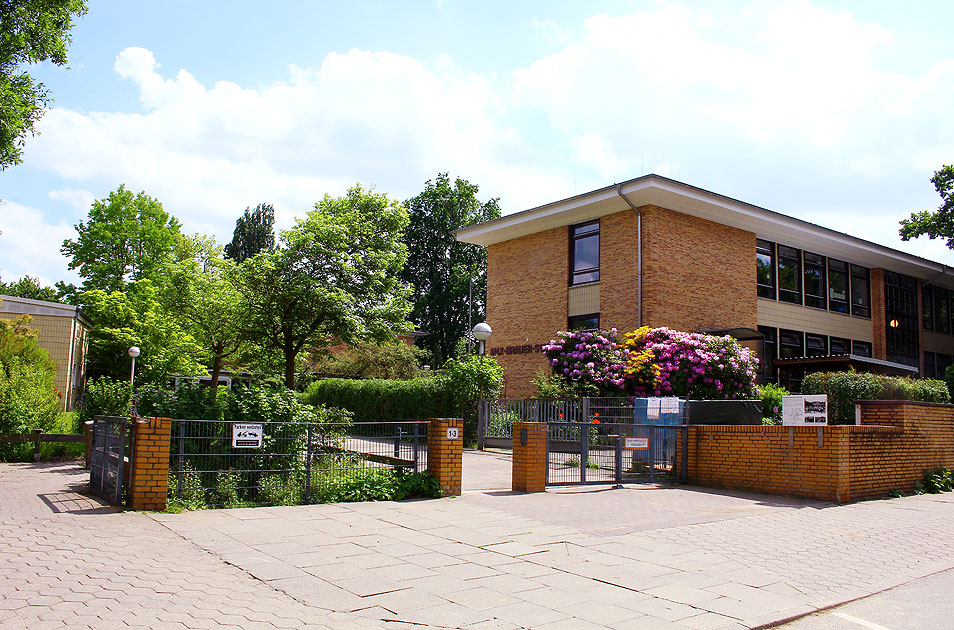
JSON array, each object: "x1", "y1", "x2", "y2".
[
  {"x1": 232, "y1": 423, "x2": 263, "y2": 448},
  {"x1": 624, "y1": 436, "x2": 649, "y2": 450},
  {"x1": 782, "y1": 395, "x2": 829, "y2": 426}
]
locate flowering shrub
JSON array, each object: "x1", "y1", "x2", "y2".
[
  {"x1": 542, "y1": 329, "x2": 627, "y2": 396},
  {"x1": 620, "y1": 327, "x2": 758, "y2": 399}
]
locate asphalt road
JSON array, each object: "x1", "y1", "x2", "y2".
[{"x1": 776, "y1": 567, "x2": 954, "y2": 630}]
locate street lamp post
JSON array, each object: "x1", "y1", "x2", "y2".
[
  {"x1": 472, "y1": 322, "x2": 492, "y2": 356},
  {"x1": 128, "y1": 346, "x2": 140, "y2": 416}
]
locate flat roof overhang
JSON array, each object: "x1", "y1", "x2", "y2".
[
  {"x1": 456, "y1": 174, "x2": 954, "y2": 288},
  {"x1": 775, "y1": 354, "x2": 919, "y2": 376}
]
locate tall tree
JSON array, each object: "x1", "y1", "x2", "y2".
[
  {"x1": 61, "y1": 185, "x2": 183, "y2": 293},
  {"x1": 164, "y1": 248, "x2": 245, "y2": 401},
  {"x1": 0, "y1": 0, "x2": 87, "y2": 169},
  {"x1": 0, "y1": 274, "x2": 60, "y2": 302},
  {"x1": 900, "y1": 165, "x2": 954, "y2": 248},
  {"x1": 224, "y1": 203, "x2": 275, "y2": 263},
  {"x1": 235, "y1": 185, "x2": 412, "y2": 388},
  {"x1": 400, "y1": 173, "x2": 501, "y2": 367}
]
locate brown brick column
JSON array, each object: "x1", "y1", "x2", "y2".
[
  {"x1": 427, "y1": 418, "x2": 463, "y2": 497},
  {"x1": 129, "y1": 417, "x2": 172, "y2": 511},
  {"x1": 871, "y1": 268, "x2": 887, "y2": 360},
  {"x1": 512, "y1": 422, "x2": 547, "y2": 493}
]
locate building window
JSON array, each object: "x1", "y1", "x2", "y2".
[
  {"x1": 925, "y1": 351, "x2": 936, "y2": 379},
  {"x1": 804, "y1": 252, "x2": 826, "y2": 309},
  {"x1": 938, "y1": 353, "x2": 953, "y2": 380},
  {"x1": 923, "y1": 284, "x2": 934, "y2": 331},
  {"x1": 830, "y1": 337, "x2": 851, "y2": 355},
  {"x1": 570, "y1": 221, "x2": 599, "y2": 285},
  {"x1": 779, "y1": 329, "x2": 804, "y2": 358},
  {"x1": 777, "y1": 246, "x2": 802, "y2": 304},
  {"x1": 935, "y1": 287, "x2": 950, "y2": 334},
  {"x1": 568, "y1": 313, "x2": 600, "y2": 331},
  {"x1": 758, "y1": 325, "x2": 777, "y2": 381},
  {"x1": 756, "y1": 239, "x2": 776, "y2": 299},
  {"x1": 884, "y1": 271, "x2": 919, "y2": 366},
  {"x1": 850, "y1": 265, "x2": 870, "y2": 318},
  {"x1": 852, "y1": 340, "x2": 872, "y2": 357},
  {"x1": 805, "y1": 333, "x2": 828, "y2": 357},
  {"x1": 828, "y1": 259, "x2": 849, "y2": 314}
]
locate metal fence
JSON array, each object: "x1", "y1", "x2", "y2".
[
  {"x1": 168, "y1": 420, "x2": 428, "y2": 507},
  {"x1": 478, "y1": 397, "x2": 636, "y2": 448},
  {"x1": 546, "y1": 422, "x2": 687, "y2": 486},
  {"x1": 89, "y1": 416, "x2": 132, "y2": 506}
]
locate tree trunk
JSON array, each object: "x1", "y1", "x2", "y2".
[
  {"x1": 284, "y1": 348, "x2": 296, "y2": 389},
  {"x1": 209, "y1": 351, "x2": 223, "y2": 402}
]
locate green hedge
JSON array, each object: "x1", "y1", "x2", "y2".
[
  {"x1": 303, "y1": 377, "x2": 457, "y2": 423},
  {"x1": 801, "y1": 371, "x2": 949, "y2": 424}
]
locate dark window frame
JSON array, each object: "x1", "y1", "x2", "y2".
[
  {"x1": 935, "y1": 286, "x2": 950, "y2": 334},
  {"x1": 569, "y1": 221, "x2": 600, "y2": 286},
  {"x1": 850, "y1": 264, "x2": 871, "y2": 318},
  {"x1": 828, "y1": 258, "x2": 849, "y2": 314},
  {"x1": 568, "y1": 313, "x2": 600, "y2": 332},
  {"x1": 779, "y1": 328, "x2": 804, "y2": 359},
  {"x1": 924, "y1": 351, "x2": 936, "y2": 379},
  {"x1": 852, "y1": 340, "x2": 873, "y2": 357},
  {"x1": 803, "y1": 252, "x2": 827, "y2": 310},
  {"x1": 756, "y1": 239, "x2": 776, "y2": 299},
  {"x1": 830, "y1": 337, "x2": 851, "y2": 355},
  {"x1": 923, "y1": 284, "x2": 934, "y2": 331},
  {"x1": 805, "y1": 333, "x2": 828, "y2": 357},
  {"x1": 777, "y1": 245, "x2": 802, "y2": 304},
  {"x1": 758, "y1": 325, "x2": 778, "y2": 382}
]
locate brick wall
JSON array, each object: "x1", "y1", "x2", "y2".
[
  {"x1": 486, "y1": 227, "x2": 568, "y2": 397},
  {"x1": 641, "y1": 205, "x2": 757, "y2": 331},
  {"x1": 511, "y1": 422, "x2": 547, "y2": 493},
  {"x1": 871, "y1": 268, "x2": 887, "y2": 360},
  {"x1": 129, "y1": 417, "x2": 172, "y2": 511},
  {"x1": 687, "y1": 400, "x2": 954, "y2": 503},
  {"x1": 600, "y1": 210, "x2": 640, "y2": 334},
  {"x1": 427, "y1": 418, "x2": 463, "y2": 497}
]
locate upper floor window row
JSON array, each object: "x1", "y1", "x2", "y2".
[
  {"x1": 922, "y1": 284, "x2": 954, "y2": 335},
  {"x1": 570, "y1": 220, "x2": 599, "y2": 286},
  {"x1": 756, "y1": 239, "x2": 870, "y2": 318}
]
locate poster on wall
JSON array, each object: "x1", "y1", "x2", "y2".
[{"x1": 781, "y1": 395, "x2": 829, "y2": 426}]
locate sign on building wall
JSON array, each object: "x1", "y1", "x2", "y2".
[
  {"x1": 232, "y1": 423, "x2": 263, "y2": 448},
  {"x1": 781, "y1": 395, "x2": 828, "y2": 426}
]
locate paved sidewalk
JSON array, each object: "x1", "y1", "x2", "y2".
[{"x1": 4, "y1": 458, "x2": 954, "y2": 629}]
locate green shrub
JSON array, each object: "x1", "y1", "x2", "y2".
[
  {"x1": 79, "y1": 377, "x2": 132, "y2": 424},
  {"x1": 167, "y1": 462, "x2": 207, "y2": 510},
  {"x1": 138, "y1": 382, "x2": 227, "y2": 420},
  {"x1": 945, "y1": 365, "x2": 954, "y2": 401},
  {"x1": 309, "y1": 340, "x2": 428, "y2": 380},
  {"x1": 259, "y1": 472, "x2": 304, "y2": 506},
  {"x1": 310, "y1": 467, "x2": 440, "y2": 504},
  {"x1": 915, "y1": 466, "x2": 954, "y2": 494},
  {"x1": 758, "y1": 383, "x2": 788, "y2": 425},
  {"x1": 214, "y1": 469, "x2": 245, "y2": 508},
  {"x1": 802, "y1": 371, "x2": 950, "y2": 424},
  {"x1": 0, "y1": 315, "x2": 60, "y2": 460}
]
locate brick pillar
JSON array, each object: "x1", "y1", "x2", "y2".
[
  {"x1": 129, "y1": 417, "x2": 172, "y2": 511},
  {"x1": 871, "y1": 268, "x2": 887, "y2": 360},
  {"x1": 427, "y1": 418, "x2": 463, "y2": 497},
  {"x1": 512, "y1": 422, "x2": 547, "y2": 493}
]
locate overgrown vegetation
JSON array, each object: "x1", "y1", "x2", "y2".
[
  {"x1": 801, "y1": 371, "x2": 949, "y2": 424},
  {"x1": 308, "y1": 340, "x2": 428, "y2": 380},
  {"x1": 915, "y1": 466, "x2": 954, "y2": 494},
  {"x1": 758, "y1": 383, "x2": 788, "y2": 425}
]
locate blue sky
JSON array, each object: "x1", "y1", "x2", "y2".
[{"x1": 2, "y1": 0, "x2": 954, "y2": 287}]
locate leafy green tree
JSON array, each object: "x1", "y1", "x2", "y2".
[
  {"x1": 77, "y1": 280, "x2": 205, "y2": 385},
  {"x1": 61, "y1": 185, "x2": 183, "y2": 293},
  {"x1": 0, "y1": 274, "x2": 59, "y2": 302},
  {"x1": 224, "y1": 203, "x2": 275, "y2": 263},
  {"x1": 309, "y1": 340, "x2": 428, "y2": 380},
  {"x1": 900, "y1": 165, "x2": 954, "y2": 248},
  {"x1": 0, "y1": 312, "x2": 60, "y2": 458},
  {"x1": 400, "y1": 173, "x2": 501, "y2": 366},
  {"x1": 235, "y1": 184, "x2": 412, "y2": 388},
  {"x1": 164, "y1": 248, "x2": 245, "y2": 401},
  {"x1": 0, "y1": 0, "x2": 87, "y2": 169}
]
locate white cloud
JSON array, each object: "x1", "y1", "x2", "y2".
[
  {"x1": 48, "y1": 188, "x2": 95, "y2": 213},
  {"x1": 0, "y1": 201, "x2": 78, "y2": 286}
]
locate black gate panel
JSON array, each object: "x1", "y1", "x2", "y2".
[{"x1": 89, "y1": 416, "x2": 131, "y2": 506}]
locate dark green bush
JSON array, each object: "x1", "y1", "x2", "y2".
[
  {"x1": 78, "y1": 377, "x2": 132, "y2": 427},
  {"x1": 801, "y1": 371, "x2": 950, "y2": 424},
  {"x1": 758, "y1": 383, "x2": 788, "y2": 425}
]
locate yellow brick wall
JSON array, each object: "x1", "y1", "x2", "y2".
[
  {"x1": 130, "y1": 417, "x2": 172, "y2": 511},
  {"x1": 427, "y1": 418, "x2": 463, "y2": 497},
  {"x1": 512, "y1": 422, "x2": 547, "y2": 493}
]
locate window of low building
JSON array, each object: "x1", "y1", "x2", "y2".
[
  {"x1": 884, "y1": 271, "x2": 919, "y2": 366},
  {"x1": 568, "y1": 313, "x2": 600, "y2": 331},
  {"x1": 937, "y1": 353, "x2": 953, "y2": 379},
  {"x1": 935, "y1": 286, "x2": 950, "y2": 334},
  {"x1": 779, "y1": 329, "x2": 804, "y2": 358},
  {"x1": 852, "y1": 340, "x2": 873, "y2": 357},
  {"x1": 570, "y1": 221, "x2": 599, "y2": 285},
  {"x1": 777, "y1": 245, "x2": 802, "y2": 304},
  {"x1": 756, "y1": 239, "x2": 776, "y2": 299},
  {"x1": 850, "y1": 265, "x2": 870, "y2": 318},
  {"x1": 804, "y1": 252, "x2": 826, "y2": 309},
  {"x1": 805, "y1": 333, "x2": 828, "y2": 357},
  {"x1": 924, "y1": 351, "x2": 936, "y2": 379},
  {"x1": 830, "y1": 337, "x2": 851, "y2": 355},
  {"x1": 828, "y1": 259, "x2": 849, "y2": 314},
  {"x1": 758, "y1": 325, "x2": 777, "y2": 381},
  {"x1": 923, "y1": 285, "x2": 934, "y2": 331}
]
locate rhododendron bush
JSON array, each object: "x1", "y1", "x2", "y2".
[{"x1": 541, "y1": 326, "x2": 758, "y2": 399}]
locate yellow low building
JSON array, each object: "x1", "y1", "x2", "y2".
[{"x1": 0, "y1": 295, "x2": 92, "y2": 411}]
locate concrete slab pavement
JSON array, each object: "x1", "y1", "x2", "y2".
[{"x1": 4, "y1": 454, "x2": 954, "y2": 630}]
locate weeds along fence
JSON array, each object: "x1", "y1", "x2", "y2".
[
  {"x1": 478, "y1": 398, "x2": 636, "y2": 448},
  {"x1": 168, "y1": 419, "x2": 428, "y2": 508}
]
